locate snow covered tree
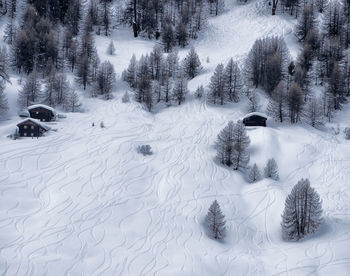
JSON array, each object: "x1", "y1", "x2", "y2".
[
  {"x1": 183, "y1": 47, "x2": 202, "y2": 79},
  {"x1": 206, "y1": 200, "x2": 226, "y2": 240},
  {"x1": 326, "y1": 62, "x2": 346, "y2": 111},
  {"x1": 18, "y1": 70, "x2": 41, "y2": 108},
  {"x1": 95, "y1": 61, "x2": 116, "y2": 99},
  {"x1": 223, "y1": 58, "x2": 242, "y2": 103},
  {"x1": 65, "y1": 88, "x2": 81, "y2": 112},
  {"x1": 305, "y1": 97, "x2": 323, "y2": 127},
  {"x1": 107, "y1": 40, "x2": 116, "y2": 55},
  {"x1": 208, "y1": 63, "x2": 225, "y2": 105},
  {"x1": 264, "y1": 158, "x2": 279, "y2": 180},
  {"x1": 4, "y1": 17, "x2": 17, "y2": 45},
  {"x1": 172, "y1": 75, "x2": 188, "y2": 105},
  {"x1": 216, "y1": 121, "x2": 235, "y2": 166},
  {"x1": 287, "y1": 81, "x2": 304, "y2": 123},
  {"x1": 295, "y1": 5, "x2": 316, "y2": 42},
  {"x1": 216, "y1": 120, "x2": 250, "y2": 169},
  {"x1": 76, "y1": 53, "x2": 91, "y2": 90},
  {"x1": 231, "y1": 120, "x2": 251, "y2": 170},
  {"x1": 122, "y1": 91, "x2": 130, "y2": 103},
  {"x1": 0, "y1": 83, "x2": 8, "y2": 118},
  {"x1": 124, "y1": 54, "x2": 137, "y2": 88},
  {"x1": 281, "y1": 178, "x2": 323, "y2": 240},
  {"x1": 161, "y1": 19, "x2": 174, "y2": 53},
  {"x1": 247, "y1": 91, "x2": 260, "y2": 113},
  {"x1": 267, "y1": 81, "x2": 287, "y2": 123},
  {"x1": 135, "y1": 55, "x2": 151, "y2": 103},
  {"x1": 245, "y1": 36, "x2": 289, "y2": 94},
  {"x1": 248, "y1": 163, "x2": 261, "y2": 183}
]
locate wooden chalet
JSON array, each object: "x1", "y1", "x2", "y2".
[
  {"x1": 27, "y1": 104, "x2": 56, "y2": 122},
  {"x1": 17, "y1": 118, "x2": 50, "y2": 138},
  {"x1": 242, "y1": 112, "x2": 268, "y2": 127}
]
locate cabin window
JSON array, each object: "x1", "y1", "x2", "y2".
[
  {"x1": 36, "y1": 112, "x2": 39, "y2": 114},
  {"x1": 24, "y1": 133, "x2": 27, "y2": 136},
  {"x1": 42, "y1": 119, "x2": 45, "y2": 122},
  {"x1": 31, "y1": 133, "x2": 34, "y2": 137},
  {"x1": 24, "y1": 125, "x2": 27, "y2": 129},
  {"x1": 31, "y1": 126, "x2": 34, "y2": 129}
]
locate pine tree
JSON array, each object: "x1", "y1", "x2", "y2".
[
  {"x1": 247, "y1": 91, "x2": 260, "y2": 113},
  {"x1": 124, "y1": 54, "x2": 137, "y2": 88},
  {"x1": 216, "y1": 121, "x2": 235, "y2": 166},
  {"x1": 295, "y1": 5, "x2": 316, "y2": 42},
  {"x1": 65, "y1": 88, "x2": 81, "y2": 112},
  {"x1": 267, "y1": 81, "x2": 287, "y2": 123},
  {"x1": 0, "y1": 83, "x2": 8, "y2": 118},
  {"x1": 18, "y1": 70, "x2": 41, "y2": 108},
  {"x1": 183, "y1": 47, "x2": 202, "y2": 79},
  {"x1": 287, "y1": 82, "x2": 304, "y2": 123},
  {"x1": 231, "y1": 120, "x2": 251, "y2": 170},
  {"x1": 208, "y1": 63, "x2": 225, "y2": 105},
  {"x1": 76, "y1": 53, "x2": 91, "y2": 90},
  {"x1": 172, "y1": 75, "x2": 188, "y2": 105},
  {"x1": 264, "y1": 158, "x2": 279, "y2": 180},
  {"x1": 107, "y1": 40, "x2": 116, "y2": 55},
  {"x1": 281, "y1": 178, "x2": 323, "y2": 240},
  {"x1": 206, "y1": 200, "x2": 226, "y2": 240},
  {"x1": 95, "y1": 61, "x2": 116, "y2": 99},
  {"x1": 248, "y1": 163, "x2": 261, "y2": 183},
  {"x1": 223, "y1": 58, "x2": 242, "y2": 103},
  {"x1": 306, "y1": 97, "x2": 323, "y2": 127}
]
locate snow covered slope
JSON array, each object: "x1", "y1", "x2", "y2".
[{"x1": 1, "y1": 1, "x2": 350, "y2": 275}]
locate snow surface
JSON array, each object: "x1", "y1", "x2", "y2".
[{"x1": 1, "y1": 1, "x2": 350, "y2": 275}]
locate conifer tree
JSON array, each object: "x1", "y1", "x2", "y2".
[
  {"x1": 172, "y1": 75, "x2": 188, "y2": 105},
  {"x1": 18, "y1": 70, "x2": 41, "y2": 108},
  {"x1": 107, "y1": 40, "x2": 116, "y2": 55},
  {"x1": 206, "y1": 200, "x2": 226, "y2": 240},
  {"x1": 208, "y1": 63, "x2": 225, "y2": 105},
  {"x1": 264, "y1": 158, "x2": 279, "y2": 180},
  {"x1": 248, "y1": 163, "x2": 261, "y2": 183},
  {"x1": 183, "y1": 47, "x2": 202, "y2": 79},
  {"x1": 223, "y1": 58, "x2": 242, "y2": 103},
  {"x1": 281, "y1": 178, "x2": 323, "y2": 240},
  {"x1": 231, "y1": 120, "x2": 251, "y2": 170},
  {"x1": 0, "y1": 83, "x2": 8, "y2": 118}
]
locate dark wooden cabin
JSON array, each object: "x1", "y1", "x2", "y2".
[
  {"x1": 27, "y1": 104, "x2": 56, "y2": 122},
  {"x1": 242, "y1": 112, "x2": 267, "y2": 127},
  {"x1": 17, "y1": 119, "x2": 50, "y2": 138}
]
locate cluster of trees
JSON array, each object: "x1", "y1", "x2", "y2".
[
  {"x1": 216, "y1": 120, "x2": 250, "y2": 170},
  {"x1": 122, "y1": 0, "x2": 224, "y2": 51},
  {"x1": 281, "y1": 178, "x2": 323, "y2": 240},
  {"x1": 267, "y1": 1, "x2": 350, "y2": 125},
  {"x1": 1, "y1": 1, "x2": 118, "y2": 113},
  {"x1": 248, "y1": 158, "x2": 279, "y2": 183},
  {"x1": 206, "y1": 178, "x2": 323, "y2": 241},
  {"x1": 123, "y1": 46, "x2": 202, "y2": 111},
  {"x1": 17, "y1": 69, "x2": 81, "y2": 112},
  {"x1": 208, "y1": 58, "x2": 243, "y2": 105}
]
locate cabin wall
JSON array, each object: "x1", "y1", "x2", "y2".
[
  {"x1": 243, "y1": 116, "x2": 267, "y2": 127},
  {"x1": 18, "y1": 125, "x2": 41, "y2": 137},
  {"x1": 29, "y1": 109, "x2": 53, "y2": 122}
]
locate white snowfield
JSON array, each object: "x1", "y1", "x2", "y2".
[{"x1": 1, "y1": 1, "x2": 350, "y2": 275}]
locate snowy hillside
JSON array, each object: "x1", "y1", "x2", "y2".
[{"x1": 1, "y1": 0, "x2": 350, "y2": 275}]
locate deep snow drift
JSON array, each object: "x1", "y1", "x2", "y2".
[{"x1": 1, "y1": 1, "x2": 350, "y2": 275}]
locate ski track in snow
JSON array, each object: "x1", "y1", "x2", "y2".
[{"x1": 1, "y1": 0, "x2": 350, "y2": 275}]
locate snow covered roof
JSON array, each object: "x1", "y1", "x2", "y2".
[
  {"x1": 27, "y1": 104, "x2": 56, "y2": 114},
  {"x1": 17, "y1": 118, "x2": 50, "y2": 131},
  {"x1": 242, "y1": 112, "x2": 268, "y2": 120},
  {"x1": 19, "y1": 110, "x2": 30, "y2": 117}
]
